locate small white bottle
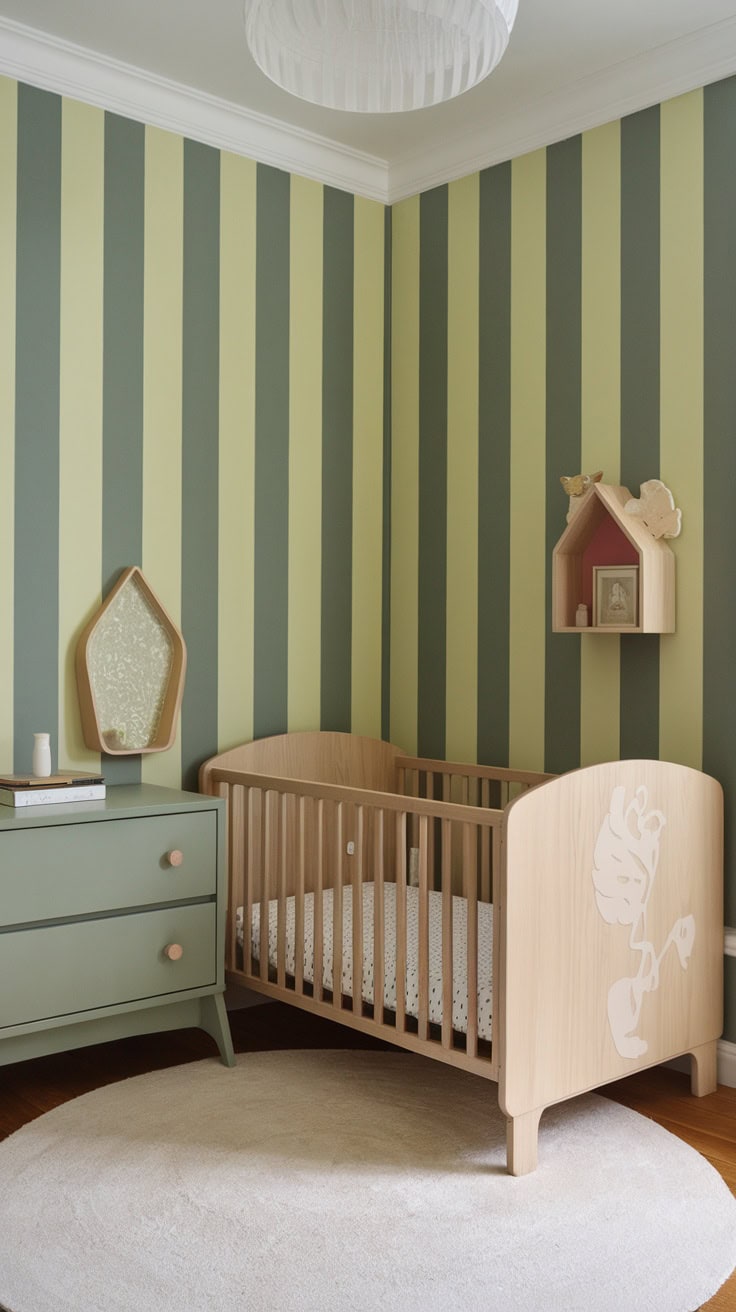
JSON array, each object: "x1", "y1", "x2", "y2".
[
  {"x1": 32, "y1": 733, "x2": 52, "y2": 778},
  {"x1": 575, "y1": 603, "x2": 589, "y2": 628}
]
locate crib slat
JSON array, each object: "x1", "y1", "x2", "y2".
[
  {"x1": 260, "y1": 790, "x2": 273, "y2": 984},
  {"x1": 464, "y1": 822, "x2": 478, "y2": 1058},
  {"x1": 227, "y1": 784, "x2": 243, "y2": 974},
  {"x1": 333, "y1": 802, "x2": 344, "y2": 1013},
  {"x1": 246, "y1": 787, "x2": 258, "y2": 977},
  {"x1": 374, "y1": 808, "x2": 385, "y2": 1022},
  {"x1": 418, "y1": 814, "x2": 430, "y2": 1040},
  {"x1": 295, "y1": 796, "x2": 306, "y2": 993},
  {"x1": 480, "y1": 779, "x2": 491, "y2": 903},
  {"x1": 314, "y1": 799, "x2": 324, "y2": 1003},
  {"x1": 352, "y1": 806, "x2": 364, "y2": 1016},
  {"x1": 395, "y1": 811, "x2": 407, "y2": 1031},
  {"x1": 491, "y1": 821, "x2": 501, "y2": 1064},
  {"x1": 492, "y1": 824, "x2": 501, "y2": 905},
  {"x1": 277, "y1": 794, "x2": 288, "y2": 988},
  {"x1": 441, "y1": 818, "x2": 453, "y2": 1049},
  {"x1": 442, "y1": 773, "x2": 450, "y2": 803}
]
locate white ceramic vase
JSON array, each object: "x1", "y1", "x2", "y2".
[{"x1": 32, "y1": 733, "x2": 52, "y2": 778}]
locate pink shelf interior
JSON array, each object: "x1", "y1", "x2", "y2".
[{"x1": 580, "y1": 517, "x2": 639, "y2": 611}]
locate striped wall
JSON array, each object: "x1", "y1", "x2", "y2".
[
  {"x1": 388, "y1": 79, "x2": 736, "y2": 959},
  {"x1": 0, "y1": 77, "x2": 386, "y2": 794},
  {"x1": 4, "y1": 70, "x2": 736, "y2": 1034}
]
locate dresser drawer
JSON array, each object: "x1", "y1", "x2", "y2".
[
  {"x1": 0, "y1": 902, "x2": 216, "y2": 1030},
  {"x1": 0, "y1": 811, "x2": 217, "y2": 924}
]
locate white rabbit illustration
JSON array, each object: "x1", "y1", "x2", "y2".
[{"x1": 592, "y1": 785, "x2": 695, "y2": 1058}]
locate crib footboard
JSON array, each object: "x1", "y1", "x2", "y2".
[{"x1": 497, "y1": 759, "x2": 723, "y2": 1172}]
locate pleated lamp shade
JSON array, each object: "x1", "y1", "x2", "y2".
[{"x1": 244, "y1": 0, "x2": 519, "y2": 113}]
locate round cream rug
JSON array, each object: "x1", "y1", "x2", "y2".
[{"x1": 0, "y1": 1050, "x2": 734, "y2": 1312}]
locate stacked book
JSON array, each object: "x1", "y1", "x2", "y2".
[{"x1": 0, "y1": 770, "x2": 106, "y2": 808}]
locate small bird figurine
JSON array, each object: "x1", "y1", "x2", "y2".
[{"x1": 560, "y1": 470, "x2": 603, "y2": 522}]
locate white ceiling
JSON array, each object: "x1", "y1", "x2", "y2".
[{"x1": 2, "y1": 1, "x2": 736, "y2": 202}]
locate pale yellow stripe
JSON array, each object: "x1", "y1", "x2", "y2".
[
  {"x1": 580, "y1": 120, "x2": 622, "y2": 766},
  {"x1": 141, "y1": 127, "x2": 184, "y2": 788},
  {"x1": 288, "y1": 174, "x2": 323, "y2": 731},
  {"x1": 218, "y1": 151, "x2": 257, "y2": 750},
  {"x1": 508, "y1": 151, "x2": 547, "y2": 772},
  {"x1": 390, "y1": 196, "x2": 420, "y2": 755},
  {"x1": 659, "y1": 90, "x2": 704, "y2": 769},
  {"x1": 351, "y1": 196, "x2": 384, "y2": 739},
  {"x1": 0, "y1": 78, "x2": 16, "y2": 768},
  {"x1": 445, "y1": 173, "x2": 479, "y2": 763},
  {"x1": 58, "y1": 98, "x2": 104, "y2": 773}
]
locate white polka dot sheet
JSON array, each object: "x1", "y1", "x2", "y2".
[{"x1": 236, "y1": 882, "x2": 493, "y2": 1040}]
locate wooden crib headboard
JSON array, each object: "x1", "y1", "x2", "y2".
[
  {"x1": 497, "y1": 758, "x2": 724, "y2": 1122},
  {"x1": 199, "y1": 731, "x2": 405, "y2": 795}
]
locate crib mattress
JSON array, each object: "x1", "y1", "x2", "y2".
[{"x1": 237, "y1": 882, "x2": 493, "y2": 1041}]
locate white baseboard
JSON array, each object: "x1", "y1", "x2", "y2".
[{"x1": 717, "y1": 1039, "x2": 736, "y2": 1088}]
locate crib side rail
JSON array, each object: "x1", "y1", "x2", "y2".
[
  {"x1": 397, "y1": 755, "x2": 553, "y2": 808},
  {"x1": 205, "y1": 765, "x2": 503, "y2": 1080}
]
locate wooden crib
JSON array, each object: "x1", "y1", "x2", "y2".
[{"x1": 200, "y1": 732, "x2": 724, "y2": 1175}]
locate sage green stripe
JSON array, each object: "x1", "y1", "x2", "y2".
[
  {"x1": 619, "y1": 105, "x2": 660, "y2": 761},
  {"x1": 508, "y1": 150, "x2": 546, "y2": 772},
  {"x1": 381, "y1": 205, "x2": 392, "y2": 743},
  {"x1": 102, "y1": 113, "x2": 145, "y2": 786},
  {"x1": 253, "y1": 164, "x2": 290, "y2": 740},
  {"x1": 180, "y1": 140, "x2": 220, "y2": 790},
  {"x1": 544, "y1": 136, "x2": 582, "y2": 774},
  {"x1": 0, "y1": 79, "x2": 17, "y2": 770},
  {"x1": 704, "y1": 76, "x2": 736, "y2": 922},
  {"x1": 417, "y1": 186, "x2": 448, "y2": 760},
  {"x1": 579, "y1": 121, "x2": 621, "y2": 768},
  {"x1": 14, "y1": 84, "x2": 61, "y2": 775},
  {"x1": 477, "y1": 161, "x2": 511, "y2": 766},
  {"x1": 321, "y1": 186, "x2": 354, "y2": 731}
]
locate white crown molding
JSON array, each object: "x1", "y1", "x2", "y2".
[
  {"x1": 0, "y1": 16, "x2": 389, "y2": 202},
  {"x1": 388, "y1": 15, "x2": 736, "y2": 202},
  {"x1": 2, "y1": 14, "x2": 736, "y2": 204}
]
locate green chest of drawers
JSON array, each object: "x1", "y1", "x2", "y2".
[{"x1": 0, "y1": 784, "x2": 235, "y2": 1068}]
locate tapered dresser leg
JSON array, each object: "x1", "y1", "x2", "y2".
[{"x1": 199, "y1": 993, "x2": 236, "y2": 1068}]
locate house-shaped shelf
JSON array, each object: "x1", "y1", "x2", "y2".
[
  {"x1": 552, "y1": 483, "x2": 675, "y2": 634},
  {"x1": 76, "y1": 567, "x2": 187, "y2": 754}
]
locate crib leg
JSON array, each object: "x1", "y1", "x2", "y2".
[
  {"x1": 199, "y1": 993, "x2": 236, "y2": 1068},
  {"x1": 689, "y1": 1040, "x2": 718, "y2": 1097},
  {"x1": 506, "y1": 1108, "x2": 543, "y2": 1176}
]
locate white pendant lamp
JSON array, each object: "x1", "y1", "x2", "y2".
[{"x1": 244, "y1": 0, "x2": 519, "y2": 114}]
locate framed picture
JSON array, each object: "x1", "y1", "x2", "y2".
[{"x1": 593, "y1": 565, "x2": 639, "y2": 628}]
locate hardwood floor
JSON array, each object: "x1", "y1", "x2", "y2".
[{"x1": 0, "y1": 1001, "x2": 734, "y2": 1310}]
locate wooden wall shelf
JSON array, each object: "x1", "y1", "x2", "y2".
[
  {"x1": 552, "y1": 483, "x2": 675, "y2": 634},
  {"x1": 76, "y1": 567, "x2": 187, "y2": 755}
]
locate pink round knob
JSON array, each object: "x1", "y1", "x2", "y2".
[
  {"x1": 164, "y1": 943, "x2": 183, "y2": 961},
  {"x1": 166, "y1": 849, "x2": 184, "y2": 867}
]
